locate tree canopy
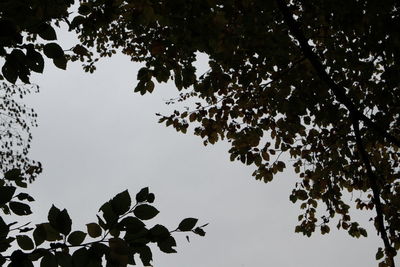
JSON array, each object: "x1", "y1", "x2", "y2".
[
  {"x1": 0, "y1": 1, "x2": 207, "y2": 266},
  {"x1": 1, "y1": 0, "x2": 399, "y2": 266}
]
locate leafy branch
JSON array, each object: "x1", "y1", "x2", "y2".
[
  {"x1": 352, "y1": 116, "x2": 396, "y2": 267},
  {"x1": 275, "y1": 0, "x2": 398, "y2": 265},
  {"x1": 275, "y1": 0, "x2": 400, "y2": 148},
  {"x1": 0, "y1": 187, "x2": 206, "y2": 267}
]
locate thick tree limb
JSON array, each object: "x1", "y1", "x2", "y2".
[{"x1": 275, "y1": 0, "x2": 400, "y2": 148}]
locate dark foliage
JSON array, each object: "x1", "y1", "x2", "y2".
[{"x1": 0, "y1": 0, "x2": 399, "y2": 266}]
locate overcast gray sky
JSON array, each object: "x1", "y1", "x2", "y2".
[{"x1": 21, "y1": 30, "x2": 390, "y2": 267}]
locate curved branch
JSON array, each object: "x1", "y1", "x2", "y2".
[{"x1": 275, "y1": 0, "x2": 400, "y2": 148}]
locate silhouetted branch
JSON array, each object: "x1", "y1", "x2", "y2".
[
  {"x1": 275, "y1": 0, "x2": 397, "y2": 265},
  {"x1": 275, "y1": 0, "x2": 400, "y2": 149},
  {"x1": 352, "y1": 115, "x2": 395, "y2": 267}
]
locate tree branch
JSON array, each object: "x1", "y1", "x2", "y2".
[
  {"x1": 275, "y1": 0, "x2": 398, "y2": 264},
  {"x1": 352, "y1": 115, "x2": 395, "y2": 266},
  {"x1": 275, "y1": 0, "x2": 400, "y2": 148}
]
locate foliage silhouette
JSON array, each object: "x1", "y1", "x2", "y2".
[
  {"x1": 0, "y1": 85, "x2": 206, "y2": 267},
  {"x1": 0, "y1": 186, "x2": 206, "y2": 267},
  {"x1": 0, "y1": 1, "x2": 206, "y2": 266},
  {"x1": 1, "y1": 0, "x2": 399, "y2": 266}
]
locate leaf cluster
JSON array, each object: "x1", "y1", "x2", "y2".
[
  {"x1": 1, "y1": 0, "x2": 399, "y2": 265},
  {"x1": 0, "y1": 187, "x2": 206, "y2": 267},
  {"x1": 0, "y1": 83, "x2": 42, "y2": 187},
  {"x1": 68, "y1": 1, "x2": 400, "y2": 265}
]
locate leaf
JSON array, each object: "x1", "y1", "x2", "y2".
[
  {"x1": 67, "y1": 231, "x2": 86, "y2": 245},
  {"x1": 86, "y1": 223, "x2": 102, "y2": 238},
  {"x1": 109, "y1": 228, "x2": 120, "y2": 238},
  {"x1": 193, "y1": 227, "x2": 206, "y2": 236},
  {"x1": 40, "y1": 253, "x2": 57, "y2": 267},
  {"x1": 135, "y1": 187, "x2": 149, "y2": 202},
  {"x1": 37, "y1": 223, "x2": 62, "y2": 242},
  {"x1": 376, "y1": 247, "x2": 384, "y2": 260},
  {"x1": 261, "y1": 151, "x2": 270, "y2": 161},
  {"x1": 189, "y1": 113, "x2": 197, "y2": 122},
  {"x1": 7, "y1": 67, "x2": 26, "y2": 87},
  {"x1": 48, "y1": 205, "x2": 72, "y2": 235},
  {"x1": 78, "y1": 4, "x2": 92, "y2": 15},
  {"x1": 157, "y1": 236, "x2": 177, "y2": 253},
  {"x1": 72, "y1": 248, "x2": 90, "y2": 267},
  {"x1": 111, "y1": 190, "x2": 131, "y2": 215},
  {"x1": 89, "y1": 242, "x2": 109, "y2": 258},
  {"x1": 149, "y1": 224, "x2": 169, "y2": 241},
  {"x1": 133, "y1": 204, "x2": 159, "y2": 220},
  {"x1": 0, "y1": 186, "x2": 16, "y2": 205},
  {"x1": 16, "y1": 193, "x2": 35, "y2": 202},
  {"x1": 359, "y1": 228, "x2": 368, "y2": 237},
  {"x1": 15, "y1": 180, "x2": 27, "y2": 188},
  {"x1": 108, "y1": 238, "x2": 129, "y2": 266},
  {"x1": 53, "y1": 56, "x2": 67, "y2": 70},
  {"x1": 0, "y1": 255, "x2": 5, "y2": 266},
  {"x1": 320, "y1": 225, "x2": 330, "y2": 235},
  {"x1": 134, "y1": 80, "x2": 146, "y2": 94},
  {"x1": 127, "y1": 249, "x2": 136, "y2": 266},
  {"x1": 289, "y1": 194, "x2": 297, "y2": 203},
  {"x1": 33, "y1": 224, "x2": 46, "y2": 246},
  {"x1": 147, "y1": 193, "x2": 155, "y2": 203},
  {"x1": 1, "y1": 60, "x2": 17, "y2": 84},
  {"x1": 70, "y1": 16, "x2": 85, "y2": 28},
  {"x1": 55, "y1": 252, "x2": 73, "y2": 267},
  {"x1": 137, "y1": 67, "x2": 151, "y2": 81},
  {"x1": 145, "y1": 80, "x2": 155, "y2": 93},
  {"x1": 37, "y1": 23, "x2": 57, "y2": 40},
  {"x1": 136, "y1": 245, "x2": 152, "y2": 266},
  {"x1": 178, "y1": 218, "x2": 198, "y2": 231},
  {"x1": 29, "y1": 248, "x2": 48, "y2": 261},
  {"x1": 16, "y1": 235, "x2": 34, "y2": 250},
  {"x1": 4, "y1": 169, "x2": 21, "y2": 181},
  {"x1": 72, "y1": 45, "x2": 88, "y2": 56},
  {"x1": 43, "y1": 43, "x2": 64, "y2": 59},
  {"x1": 10, "y1": 250, "x2": 32, "y2": 267},
  {"x1": 1, "y1": 61, "x2": 18, "y2": 84},
  {"x1": 0, "y1": 237, "x2": 13, "y2": 254},
  {"x1": 118, "y1": 216, "x2": 145, "y2": 233},
  {"x1": 99, "y1": 201, "x2": 118, "y2": 226},
  {"x1": 296, "y1": 190, "x2": 308, "y2": 201},
  {"x1": 9, "y1": 201, "x2": 32, "y2": 216}
]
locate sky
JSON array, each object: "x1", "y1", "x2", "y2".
[{"x1": 19, "y1": 30, "x2": 392, "y2": 267}]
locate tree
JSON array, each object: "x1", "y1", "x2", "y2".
[
  {"x1": 67, "y1": 1, "x2": 399, "y2": 266},
  {"x1": 0, "y1": 1, "x2": 206, "y2": 266},
  {"x1": 0, "y1": 0, "x2": 399, "y2": 266}
]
